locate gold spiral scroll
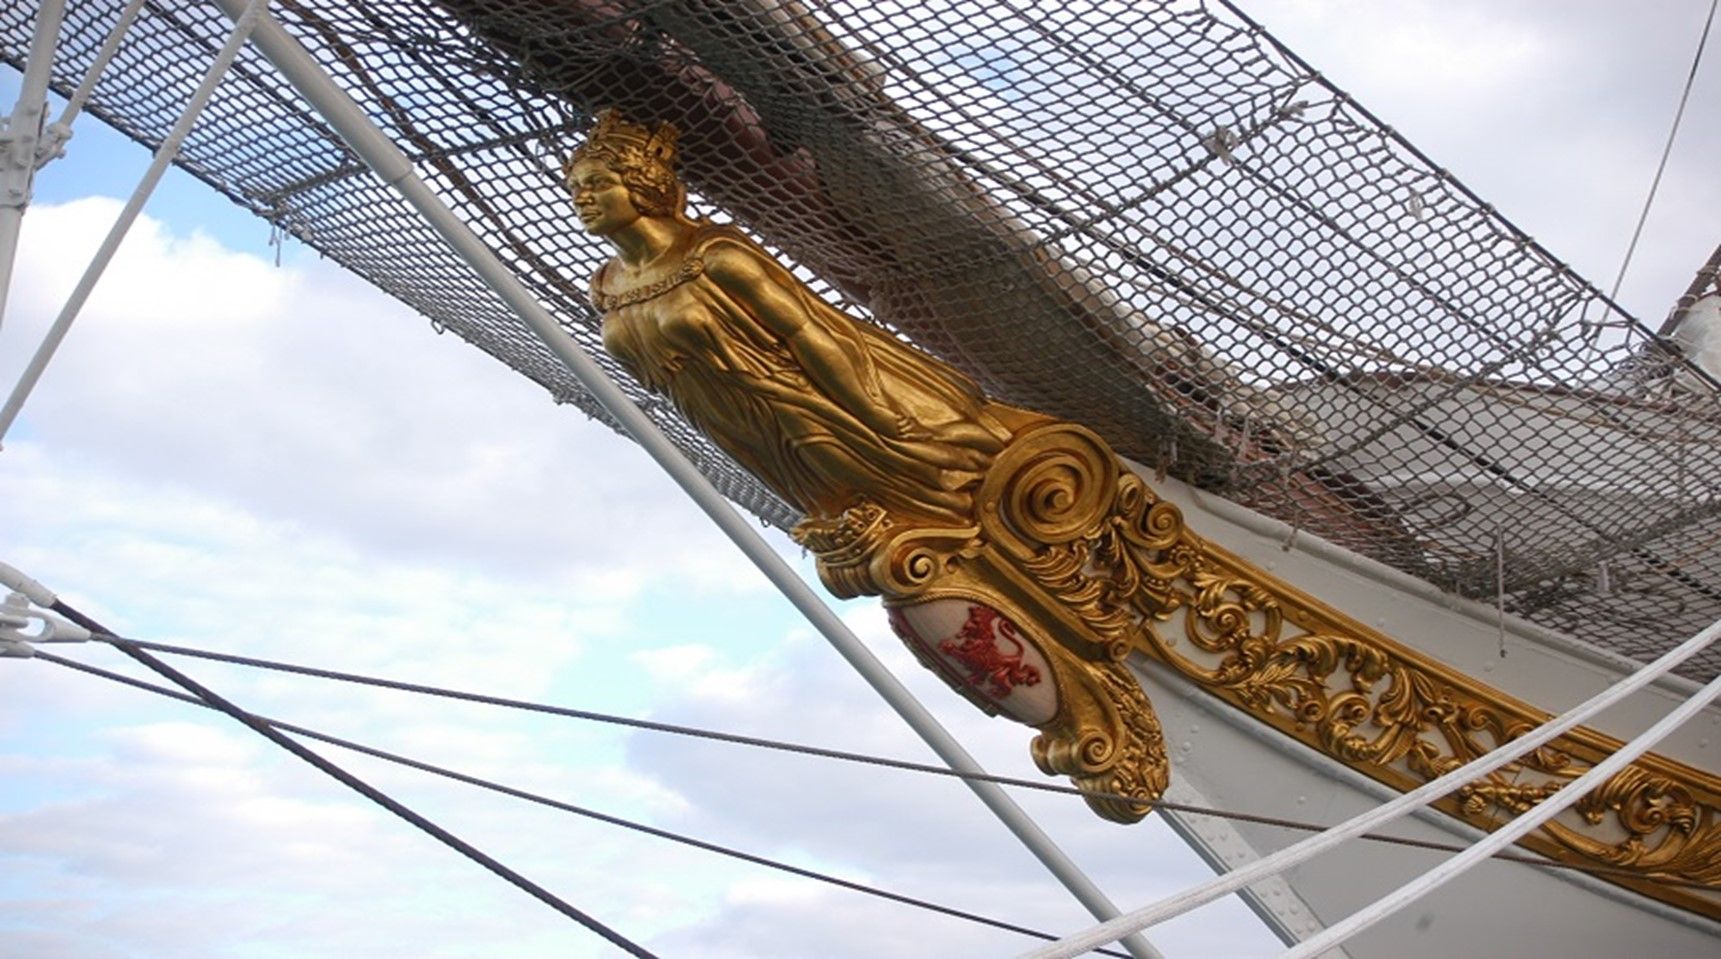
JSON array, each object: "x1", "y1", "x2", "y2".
[
  {"x1": 797, "y1": 422, "x2": 1171, "y2": 823},
  {"x1": 573, "y1": 108, "x2": 1168, "y2": 824},
  {"x1": 800, "y1": 416, "x2": 1721, "y2": 918},
  {"x1": 570, "y1": 108, "x2": 1716, "y2": 910},
  {"x1": 1024, "y1": 455, "x2": 1721, "y2": 919}
]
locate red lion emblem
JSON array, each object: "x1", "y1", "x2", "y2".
[{"x1": 939, "y1": 606, "x2": 1041, "y2": 699}]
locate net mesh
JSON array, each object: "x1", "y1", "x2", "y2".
[{"x1": 6, "y1": 0, "x2": 1719, "y2": 678}]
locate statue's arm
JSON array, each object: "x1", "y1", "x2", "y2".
[{"x1": 704, "y1": 241, "x2": 918, "y2": 438}]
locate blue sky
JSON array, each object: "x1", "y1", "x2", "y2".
[{"x1": 2, "y1": 1, "x2": 1718, "y2": 957}]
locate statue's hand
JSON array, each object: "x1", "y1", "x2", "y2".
[
  {"x1": 892, "y1": 411, "x2": 933, "y2": 442},
  {"x1": 860, "y1": 402, "x2": 929, "y2": 441}
]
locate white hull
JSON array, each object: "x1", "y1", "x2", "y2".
[{"x1": 1134, "y1": 462, "x2": 1720, "y2": 955}]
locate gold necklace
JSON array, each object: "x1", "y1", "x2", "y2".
[{"x1": 593, "y1": 255, "x2": 705, "y2": 311}]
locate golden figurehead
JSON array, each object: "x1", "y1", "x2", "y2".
[
  {"x1": 568, "y1": 108, "x2": 1169, "y2": 823},
  {"x1": 565, "y1": 110, "x2": 1041, "y2": 524},
  {"x1": 559, "y1": 114, "x2": 1721, "y2": 906}
]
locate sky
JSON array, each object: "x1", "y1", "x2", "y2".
[{"x1": 0, "y1": 1, "x2": 1716, "y2": 957}]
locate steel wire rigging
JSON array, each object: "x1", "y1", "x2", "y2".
[
  {"x1": 46, "y1": 600, "x2": 662, "y2": 959},
  {"x1": 1018, "y1": 613, "x2": 1721, "y2": 959},
  {"x1": 32, "y1": 648, "x2": 1136, "y2": 958},
  {"x1": 5, "y1": 0, "x2": 1719, "y2": 677},
  {"x1": 9, "y1": 562, "x2": 1717, "y2": 954},
  {"x1": 1609, "y1": 0, "x2": 1718, "y2": 311},
  {"x1": 5, "y1": 0, "x2": 1721, "y2": 949},
  {"x1": 64, "y1": 630, "x2": 1718, "y2": 894}
]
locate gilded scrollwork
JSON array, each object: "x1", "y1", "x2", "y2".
[
  {"x1": 573, "y1": 110, "x2": 1718, "y2": 914},
  {"x1": 573, "y1": 111, "x2": 1168, "y2": 823},
  {"x1": 806, "y1": 488, "x2": 1171, "y2": 823},
  {"x1": 1029, "y1": 449, "x2": 1721, "y2": 917}
]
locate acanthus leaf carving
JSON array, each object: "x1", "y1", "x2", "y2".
[
  {"x1": 570, "y1": 110, "x2": 1718, "y2": 914},
  {"x1": 1077, "y1": 465, "x2": 1721, "y2": 918},
  {"x1": 797, "y1": 421, "x2": 1174, "y2": 824}
]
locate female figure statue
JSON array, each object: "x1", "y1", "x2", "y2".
[
  {"x1": 567, "y1": 111, "x2": 1037, "y2": 522},
  {"x1": 568, "y1": 113, "x2": 1169, "y2": 822}
]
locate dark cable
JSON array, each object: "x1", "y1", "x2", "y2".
[
  {"x1": 1605, "y1": 0, "x2": 1717, "y2": 308},
  {"x1": 49, "y1": 604, "x2": 659, "y2": 959},
  {"x1": 104, "y1": 634, "x2": 1272, "y2": 820},
  {"x1": 35, "y1": 649, "x2": 1131, "y2": 958},
  {"x1": 87, "y1": 633, "x2": 1716, "y2": 891}
]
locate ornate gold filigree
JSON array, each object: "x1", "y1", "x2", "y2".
[
  {"x1": 574, "y1": 112, "x2": 1167, "y2": 821},
  {"x1": 574, "y1": 111, "x2": 1718, "y2": 915},
  {"x1": 784, "y1": 432, "x2": 1180, "y2": 822},
  {"x1": 801, "y1": 479, "x2": 1170, "y2": 822},
  {"x1": 1018, "y1": 443, "x2": 1721, "y2": 917}
]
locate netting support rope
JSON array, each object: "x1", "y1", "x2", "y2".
[
  {"x1": 208, "y1": 3, "x2": 1162, "y2": 956},
  {"x1": 80, "y1": 630, "x2": 1719, "y2": 892},
  {"x1": 1216, "y1": 0, "x2": 1718, "y2": 396},
  {"x1": 35, "y1": 0, "x2": 150, "y2": 167},
  {"x1": 1661, "y1": 241, "x2": 1721, "y2": 336},
  {"x1": 1610, "y1": 0, "x2": 1717, "y2": 312},
  {"x1": 1017, "y1": 613, "x2": 1721, "y2": 959},
  {"x1": 0, "y1": 0, "x2": 64, "y2": 337},
  {"x1": 0, "y1": 0, "x2": 260, "y2": 447}
]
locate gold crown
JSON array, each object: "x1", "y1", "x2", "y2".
[
  {"x1": 564, "y1": 110, "x2": 683, "y2": 216},
  {"x1": 566, "y1": 109, "x2": 679, "y2": 187}
]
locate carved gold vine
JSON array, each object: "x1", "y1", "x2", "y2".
[
  {"x1": 796, "y1": 423, "x2": 1170, "y2": 824},
  {"x1": 800, "y1": 420, "x2": 1720, "y2": 917},
  {"x1": 1087, "y1": 456, "x2": 1721, "y2": 918}
]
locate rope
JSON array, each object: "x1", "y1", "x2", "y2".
[
  {"x1": 49, "y1": 603, "x2": 659, "y2": 959},
  {"x1": 1660, "y1": 241, "x2": 1721, "y2": 336},
  {"x1": 18, "y1": 0, "x2": 1721, "y2": 680},
  {"x1": 38, "y1": 0, "x2": 148, "y2": 157},
  {"x1": 1, "y1": 0, "x2": 263, "y2": 445},
  {"x1": 35, "y1": 649, "x2": 1129, "y2": 959},
  {"x1": 1017, "y1": 614, "x2": 1721, "y2": 959},
  {"x1": 88, "y1": 633, "x2": 1716, "y2": 891},
  {"x1": 1282, "y1": 662, "x2": 1721, "y2": 959},
  {"x1": 206, "y1": 8, "x2": 1159, "y2": 953},
  {"x1": 1606, "y1": 0, "x2": 1718, "y2": 305}
]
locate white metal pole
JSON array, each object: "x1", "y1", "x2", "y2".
[
  {"x1": 1282, "y1": 663, "x2": 1721, "y2": 959},
  {"x1": 1019, "y1": 614, "x2": 1721, "y2": 959},
  {"x1": 0, "y1": 0, "x2": 269, "y2": 447},
  {"x1": 208, "y1": 3, "x2": 1162, "y2": 955},
  {"x1": 34, "y1": 0, "x2": 150, "y2": 168},
  {"x1": 0, "y1": 0, "x2": 67, "y2": 337}
]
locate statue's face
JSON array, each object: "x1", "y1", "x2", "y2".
[{"x1": 567, "y1": 158, "x2": 640, "y2": 237}]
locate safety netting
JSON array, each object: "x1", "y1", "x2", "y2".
[{"x1": 5, "y1": 0, "x2": 1719, "y2": 678}]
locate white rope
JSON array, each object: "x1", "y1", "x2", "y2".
[
  {"x1": 1017, "y1": 614, "x2": 1721, "y2": 959},
  {"x1": 0, "y1": 0, "x2": 67, "y2": 337},
  {"x1": 1494, "y1": 526, "x2": 1507, "y2": 658},
  {"x1": 0, "y1": 0, "x2": 270, "y2": 447},
  {"x1": 1282, "y1": 664, "x2": 1721, "y2": 958}
]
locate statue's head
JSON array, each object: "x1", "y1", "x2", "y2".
[{"x1": 563, "y1": 110, "x2": 685, "y2": 219}]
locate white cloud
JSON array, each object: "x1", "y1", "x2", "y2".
[
  {"x1": 2, "y1": 197, "x2": 771, "y2": 589},
  {"x1": 4, "y1": 2, "x2": 1714, "y2": 955},
  {"x1": 1244, "y1": 0, "x2": 1721, "y2": 319},
  {"x1": 0, "y1": 199, "x2": 793, "y2": 958},
  {"x1": 622, "y1": 618, "x2": 1282, "y2": 957}
]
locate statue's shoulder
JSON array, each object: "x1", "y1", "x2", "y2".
[
  {"x1": 687, "y1": 222, "x2": 770, "y2": 273},
  {"x1": 587, "y1": 259, "x2": 615, "y2": 310},
  {"x1": 688, "y1": 220, "x2": 756, "y2": 250}
]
